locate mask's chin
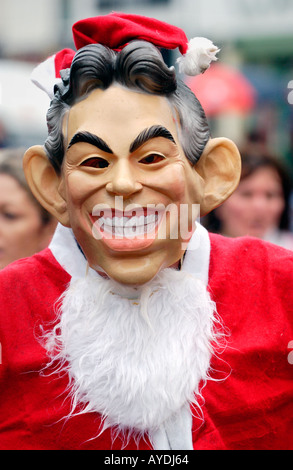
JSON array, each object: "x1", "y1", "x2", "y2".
[
  {"x1": 93, "y1": 258, "x2": 170, "y2": 286},
  {"x1": 89, "y1": 244, "x2": 183, "y2": 286}
]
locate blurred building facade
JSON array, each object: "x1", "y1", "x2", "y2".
[
  {"x1": 1, "y1": 0, "x2": 293, "y2": 169},
  {"x1": 2, "y1": 0, "x2": 293, "y2": 55}
]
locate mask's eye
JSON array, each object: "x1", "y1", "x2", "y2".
[
  {"x1": 139, "y1": 154, "x2": 165, "y2": 165},
  {"x1": 80, "y1": 157, "x2": 109, "y2": 169}
]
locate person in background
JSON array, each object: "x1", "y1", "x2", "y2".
[
  {"x1": 202, "y1": 145, "x2": 293, "y2": 249},
  {"x1": 0, "y1": 147, "x2": 57, "y2": 269}
]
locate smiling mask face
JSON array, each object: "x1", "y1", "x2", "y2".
[
  {"x1": 59, "y1": 86, "x2": 203, "y2": 284},
  {"x1": 24, "y1": 84, "x2": 241, "y2": 285}
]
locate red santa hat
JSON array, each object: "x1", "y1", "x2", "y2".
[{"x1": 31, "y1": 12, "x2": 219, "y2": 99}]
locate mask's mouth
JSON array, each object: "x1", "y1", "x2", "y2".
[
  {"x1": 90, "y1": 207, "x2": 165, "y2": 251},
  {"x1": 96, "y1": 208, "x2": 163, "y2": 238}
]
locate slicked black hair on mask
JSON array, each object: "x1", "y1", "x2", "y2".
[{"x1": 44, "y1": 41, "x2": 210, "y2": 173}]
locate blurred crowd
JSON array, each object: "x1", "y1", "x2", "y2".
[
  {"x1": 0, "y1": 147, "x2": 57, "y2": 270},
  {"x1": 201, "y1": 140, "x2": 293, "y2": 250}
]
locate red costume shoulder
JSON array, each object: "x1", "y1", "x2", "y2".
[
  {"x1": 0, "y1": 248, "x2": 71, "y2": 362},
  {"x1": 209, "y1": 232, "x2": 293, "y2": 290},
  {"x1": 194, "y1": 234, "x2": 293, "y2": 450}
]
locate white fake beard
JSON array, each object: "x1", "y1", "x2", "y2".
[{"x1": 44, "y1": 268, "x2": 220, "y2": 442}]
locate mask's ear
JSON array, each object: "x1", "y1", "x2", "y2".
[
  {"x1": 195, "y1": 137, "x2": 241, "y2": 216},
  {"x1": 23, "y1": 145, "x2": 70, "y2": 227}
]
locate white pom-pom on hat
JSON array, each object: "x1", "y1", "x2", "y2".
[{"x1": 177, "y1": 37, "x2": 220, "y2": 76}]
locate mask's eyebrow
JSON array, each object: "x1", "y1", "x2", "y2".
[
  {"x1": 67, "y1": 131, "x2": 114, "y2": 154},
  {"x1": 129, "y1": 125, "x2": 176, "y2": 153}
]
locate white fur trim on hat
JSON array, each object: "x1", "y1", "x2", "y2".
[
  {"x1": 30, "y1": 55, "x2": 62, "y2": 100},
  {"x1": 177, "y1": 37, "x2": 220, "y2": 76}
]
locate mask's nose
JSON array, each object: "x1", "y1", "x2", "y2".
[{"x1": 105, "y1": 160, "x2": 143, "y2": 198}]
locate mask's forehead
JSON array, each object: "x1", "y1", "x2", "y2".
[{"x1": 65, "y1": 85, "x2": 183, "y2": 158}]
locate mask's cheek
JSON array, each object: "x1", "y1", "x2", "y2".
[{"x1": 142, "y1": 159, "x2": 204, "y2": 203}]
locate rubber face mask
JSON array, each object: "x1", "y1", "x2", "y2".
[{"x1": 60, "y1": 85, "x2": 204, "y2": 285}]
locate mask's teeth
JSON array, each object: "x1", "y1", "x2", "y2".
[
  {"x1": 146, "y1": 214, "x2": 156, "y2": 224},
  {"x1": 97, "y1": 212, "x2": 160, "y2": 238}
]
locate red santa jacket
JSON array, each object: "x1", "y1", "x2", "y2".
[{"x1": 0, "y1": 233, "x2": 292, "y2": 450}]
